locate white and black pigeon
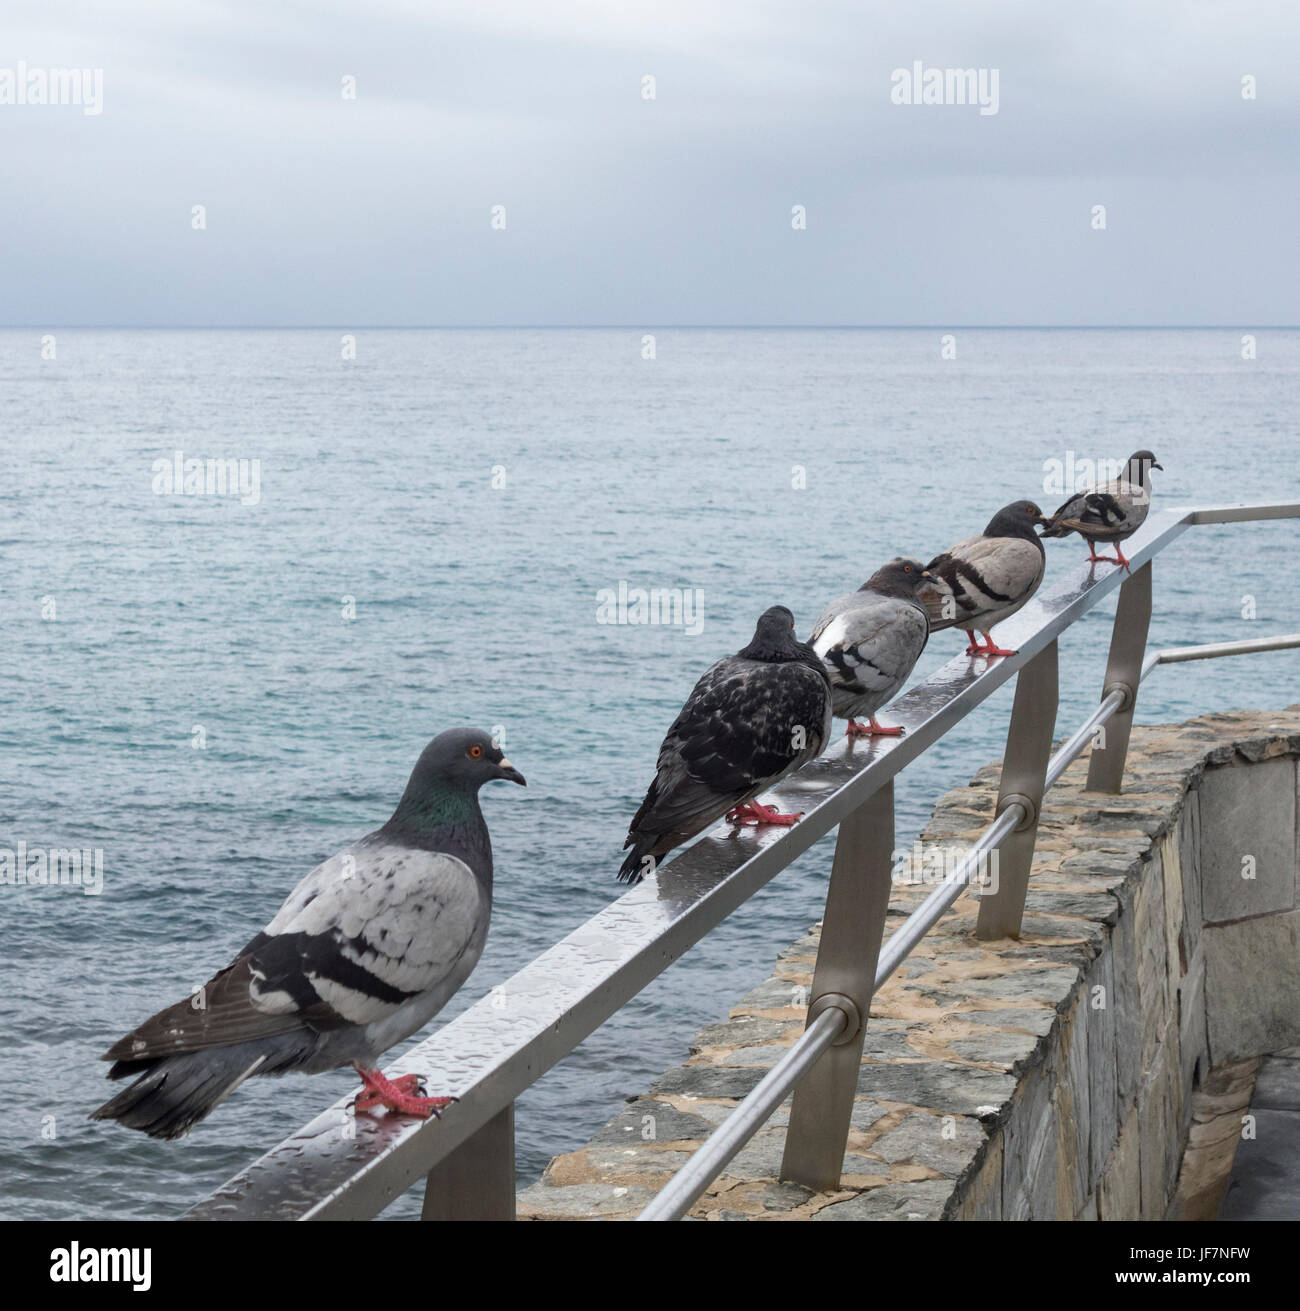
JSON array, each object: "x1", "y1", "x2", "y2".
[
  {"x1": 809, "y1": 557, "x2": 932, "y2": 737},
  {"x1": 918, "y1": 501, "x2": 1049, "y2": 658},
  {"x1": 618, "y1": 605, "x2": 832, "y2": 883},
  {"x1": 1041, "y1": 449, "x2": 1162, "y2": 571},
  {"x1": 90, "y1": 727, "x2": 525, "y2": 1139}
]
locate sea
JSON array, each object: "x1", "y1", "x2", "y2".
[{"x1": 2, "y1": 327, "x2": 1296, "y2": 1219}]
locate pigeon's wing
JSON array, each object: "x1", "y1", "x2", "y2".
[
  {"x1": 103, "y1": 842, "x2": 484, "y2": 1064},
  {"x1": 101, "y1": 955, "x2": 314, "y2": 1067},
  {"x1": 918, "y1": 535, "x2": 982, "y2": 629},
  {"x1": 627, "y1": 657, "x2": 830, "y2": 848},
  {"x1": 1046, "y1": 479, "x2": 1151, "y2": 540},
  {"x1": 813, "y1": 595, "x2": 929, "y2": 701},
  {"x1": 1046, "y1": 489, "x2": 1090, "y2": 526},
  {"x1": 1051, "y1": 481, "x2": 1149, "y2": 540},
  {"x1": 248, "y1": 842, "x2": 485, "y2": 1026},
  {"x1": 808, "y1": 595, "x2": 848, "y2": 647},
  {"x1": 921, "y1": 536, "x2": 1043, "y2": 630}
]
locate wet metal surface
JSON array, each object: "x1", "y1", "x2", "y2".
[{"x1": 185, "y1": 502, "x2": 1299, "y2": 1220}]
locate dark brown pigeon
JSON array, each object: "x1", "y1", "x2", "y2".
[{"x1": 618, "y1": 606, "x2": 831, "y2": 883}]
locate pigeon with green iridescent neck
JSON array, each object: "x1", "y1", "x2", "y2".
[{"x1": 91, "y1": 728, "x2": 524, "y2": 1139}]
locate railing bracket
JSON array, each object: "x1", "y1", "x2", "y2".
[
  {"x1": 1102, "y1": 679, "x2": 1136, "y2": 713},
  {"x1": 807, "y1": 993, "x2": 862, "y2": 1046},
  {"x1": 995, "y1": 792, "x2": 1037, "y2": 832}
]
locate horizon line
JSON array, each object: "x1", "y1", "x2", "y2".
[{"x1": 1, "y1": 323, "x2": 1294, "y2": 332}]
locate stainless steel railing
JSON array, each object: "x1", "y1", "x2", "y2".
[
  {"x1": 636, "y1": 625, "x2": 1300, "y2": 1220},
  {"x1": 185, "y1": 501, "x2": 1299, "y2": 1221}
]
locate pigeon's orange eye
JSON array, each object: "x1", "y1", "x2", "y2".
[{"x1": 469, "y1": 744, "x2": 483, "y2": 759}]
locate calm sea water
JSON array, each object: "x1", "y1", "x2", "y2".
[{"x1": 2, "y1": 328, "x2": 1297, "y2": 1220}]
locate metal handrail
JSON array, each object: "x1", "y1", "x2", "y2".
[
  {"x1": 636, "y1": 1006, "x2": 848, "y2": 1221},
  {"x1": 637, "y1": 630, "x2": 1300, "y2": 1221},
  {"x1": 184, "y1": 501, "x2": 1299, "y2": 1221}
]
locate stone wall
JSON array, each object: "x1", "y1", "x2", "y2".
[{"x1": 518, "y1": 708, "x2": 1300, "y2": 1221}]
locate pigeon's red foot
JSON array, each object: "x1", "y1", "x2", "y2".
[
  {"x1": 726, "y1": 802, "x2": 802, "y2": 827},
  {"x1": 973, "y1": 633, "x2": 1018, "y2": 658},
  {"x1": 1088, "y1": 546, "x2": 1131, "y2": 572},
  {"x1": 963, "y1": 633, "x2": 982, "y2": 655},
  {"x1": 352, "y1": 1066, "x2": 455, "y2": 1119},
  {"x1": 352, "y1": 1071, "x2": 427, "y2": 1112},
  {"x1": 847, "y1": 718, "x2": 903, "y2": 737}
]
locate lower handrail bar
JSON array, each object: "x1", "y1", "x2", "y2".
[
  {"x1": 635, "y1": 1006, "x2": 847, "y2": 1222},
  {"x1": 1044, "y1": 688, "x2": 1127, "y2": 790},
  {"x1": 877, "y1": 684, "x2": 1132, "y2": 995},
  {"x1": 872, "y1": 803, "x2": 1024, "y2": 993},
  {"x1": 1151, "y1": 634, "x2": 1300, "y2": 665}
]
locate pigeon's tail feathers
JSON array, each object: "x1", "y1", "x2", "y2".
[
  {"x1": 916, "y1": 569, "x2": 963, "y2": 631},
  {"x1": 1041, "y1": 491, "x2": 1092, "y2": 538},
  {"x1": 90, "y1": 1033, "x2": 315, "y2": 1139},
  {"x1": 619, "y1": 775, "x2": 664, "y2": 883},
  {"x1": 618, "y1": 833, "x2": 659, "y2": 884}
]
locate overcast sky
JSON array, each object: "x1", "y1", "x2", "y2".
[{"x1": 2, "y1": 0, "x2": 1297, "y2": 326}]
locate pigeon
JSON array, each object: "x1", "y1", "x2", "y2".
[
  {"x1": 90, "y1": 727, "x2": 525, "y2": 1139},
  {"x1": 809, "y1": 557, "x2": 932, "y2": 737},
  {"x1": 918, "y1": 501, "x2": 1049, "y2": 658},
  {"x1": 618, "y1": 605, "x2": 832, "y2": 883},
  {"x1": 1041, "y1": 449, "x2": 1162, "y2": 571}
]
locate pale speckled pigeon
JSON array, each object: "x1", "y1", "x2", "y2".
[
  {"x1": 1041, "y1": 449, "x2": 1162, "y2": 571},
  {"x1": 90, "y1": 727, "x2": 524, "y2": 1139},
  {"x1": 918, "y1": 501, "x2": 1049, "y2": 658}
]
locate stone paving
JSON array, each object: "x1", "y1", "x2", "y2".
[
  {"x1": 1219, "y1": 1048, "x2": 1300, "y2": 1219},
  {"x1": 517, "y1": 708, "x2": 1300, "y2": 1221}
]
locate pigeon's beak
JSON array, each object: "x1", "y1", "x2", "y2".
[
  {"x1": 496, "y1": 757, "x2": 526, "y2": 787},
  {"x1": 1152, "y1": 461, "x2": 1164, "y2": 471}
]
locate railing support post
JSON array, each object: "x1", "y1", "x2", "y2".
[
  {"x1": 420, "y1": 1103, "x2": 515, "y2": 1221},
  {"x1": 1086, "y1": 561, "x2": 1152, "y2": 794},
  {"x1": 976, "y1": 639, "x2": 1059, "y2": 939},
  {"x1": 780, "y1": 779, "x2": 894, "y2": 1192}
]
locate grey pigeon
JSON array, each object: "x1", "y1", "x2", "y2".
[
  {"x1": 1041, "y1": 449, "x2": 1162, "y2": 571},
  {"x1": 90, "y1": 727, "x2": 525, "y2": 1139},
  {"x1": 809, "y1": 557, "x2": 932, "y2": 737},
  {"x1": 618, "y1": 606, "x2": 832, "y2": 883},
  {"x1": 918, "y1": 501, "x2": 1049, "y2": 657}
]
